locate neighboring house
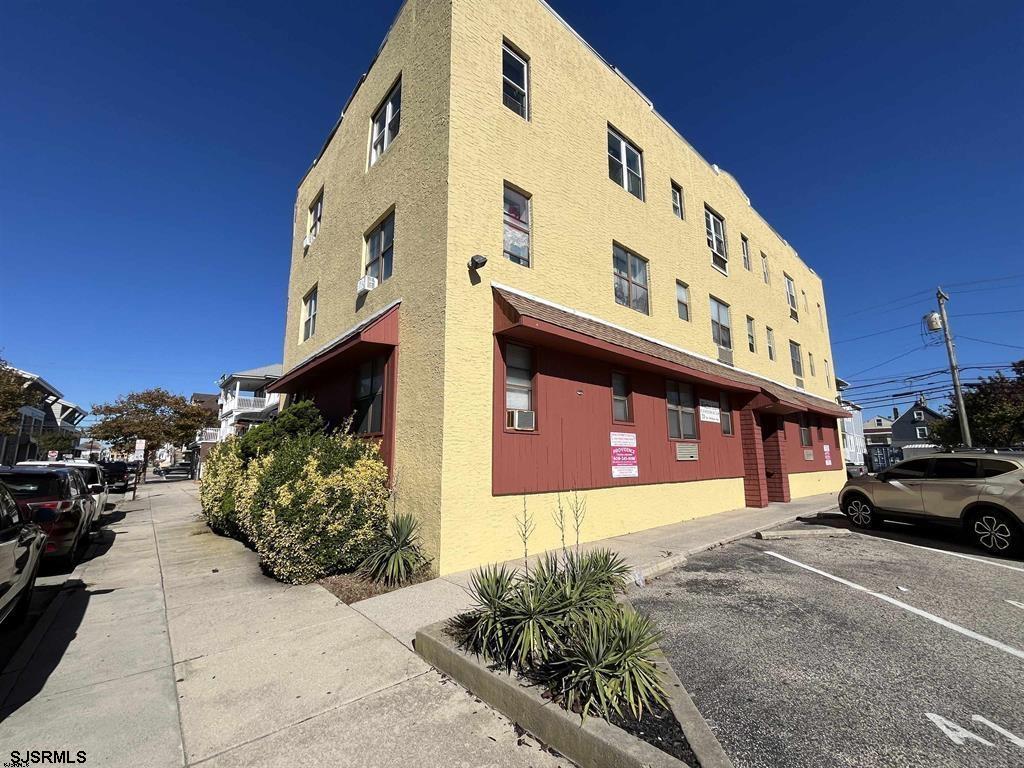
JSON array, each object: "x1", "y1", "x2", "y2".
[
  {"x1": 891, "y1": 398, "x2": 943, "y2": 455},
  {"x1": 187, "y1": 393, "x2": 220, "y2": 479},
  {"x1": 864, "y1": 413, "x2": 894, "y2": 447},
  {"x1": 0, "y1": 368, "x2": 63, "y2": 465},
  {"x1": 270, "y1": 0, "x2": 848, "y2": 575},
  {"x1": 835, "y1": 376, "x2": 866, "y2": 467}
]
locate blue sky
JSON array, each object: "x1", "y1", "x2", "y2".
[{"x1": 1, "y1": 0, "x2": 1021, "y2": 425}]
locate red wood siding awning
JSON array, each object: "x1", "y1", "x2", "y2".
[
  {"x1": 493, "y1": 287, "x2": 848, "y2": 419},
  {"x1": 270, "y1": 302, "x2": 400, "y2": 393}
]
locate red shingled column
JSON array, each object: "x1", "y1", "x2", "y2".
[
  {"x1": 762, "y1": 415, "x2": 791, "y2": 503},
  {"x1": 739, "y1": 407, "x2": 769, "y2": 508}
]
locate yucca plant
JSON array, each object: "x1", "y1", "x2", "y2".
[
  {"x1": 610, "y1": 609, "x2": 668, "y2": 720},
  {"x1": 359, "y1": 512, "x2": 425, "y2": 586},
  {"x1": 503, "y1": 560, "x2": 575, "y2": 669},
  {"x1": 449, "y1": 563, "x2": 516, "y2": 663}
]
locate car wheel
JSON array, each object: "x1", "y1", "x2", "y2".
[
  {"x1": 844, "y1": 494, "x2": 877, "y2": 528},
  {"x1": 11, "y1": 568, "x2": 37, "y2": 624},
  {"x1": 969, "y1": 508, "x2": 1021, "y2": 556}
]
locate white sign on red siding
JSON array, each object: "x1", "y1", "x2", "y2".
[{"x1": 610, "y1": 432, "x2": 638, "y2": 478}]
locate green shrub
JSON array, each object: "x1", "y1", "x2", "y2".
[
  {"x1": 243, "y1": 432, "x2": 389, "y2": 583},
  {"x1": 198, "y1": 438, "x2": 245, "y2": 536},
  {"x1": 238, "y1": 399, "x2": 324, "y2": 465},
  {"x1": 449, "y1": 564, "x2": 516, "y2": 662},
  {"x1": 360, "y1": 512, "x2": 427, "y2": 586}
]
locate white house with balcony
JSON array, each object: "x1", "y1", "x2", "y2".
[{"x1": 198, "y1": 364, "x2": 282, "y2": 446}]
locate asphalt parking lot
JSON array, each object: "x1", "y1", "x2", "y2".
[{"x1": 633, "y1": 519, "x2": 1024, "y2": 768}]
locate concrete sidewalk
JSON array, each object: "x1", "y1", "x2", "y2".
[
  {"x1": 0, "y1": 479, "x2": 566, "y2": 768},
  {"x1": 351, "y1": 492, "x2": 840, "y2": 647}
]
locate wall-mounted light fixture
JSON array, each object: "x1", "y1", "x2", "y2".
[{"x1": 467, "y1": 254, "x2": 488, "y2": 270}]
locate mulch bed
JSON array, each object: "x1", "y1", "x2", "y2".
[
  {"x1": 609, "y1": 703, "x2": 699, "y2": 765},
  {"x1": 318, "y1": 568, "x2": 432, "y2": 604}
]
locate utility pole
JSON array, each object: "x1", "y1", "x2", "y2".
[{"x1": 934, "y1": 287, "x2": 972, "y2": 448}]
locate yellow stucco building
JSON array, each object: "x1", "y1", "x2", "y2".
[{"x1": 271, "y1": 0, "x2": 848, "y2": 574}]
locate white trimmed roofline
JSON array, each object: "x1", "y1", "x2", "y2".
[{"x1": 284, "y1": 299, "x2": 403, "y2": 376}]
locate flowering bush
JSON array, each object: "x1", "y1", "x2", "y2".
[{"x1": 198, "y1": 438, "x2": 245, "y2": 536}]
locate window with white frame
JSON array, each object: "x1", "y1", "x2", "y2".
[
  {"x1": 354, "y1": 357, "x2": 386, "y2": 434},
  {"x1": 307, "y1": 190, "x2": 323, "y2": 243},
  {"x1": 666, "y1": 380, "x2": 697, "y2": 439},
  {"x1": 785, "y1": 273, "x2": 799, "y2": 320},
  {"x1": 365, "y1": 212, "x2": 395, "y2": 282},
  {"x1": 802, "y1": 289, "x2": 809, "y2": 311},
  {"x1": 676, "y1": 281, "x2": 690, "y2": 321},
  {"x1": 809, "y1": 352, "x2": 816, "y2": 376},
  {"x1": 607, "y1": 127, "x2": 644, "y2": 199},
  {"x1": 505, "y1": 343, "x2": 534, "y2": 422},
  {"x1": 301, "y1": 286, "x2": 317, "y2": 341},
  {"x1": 710, "y1": 296, "x2": 732, "y2": 350},
  {"x1": 503, "y1": 184, "x2": 531, "y2": 266},
  {"x1": 761, "y1": 252, "x2": 770, "y2": 284},
  {"x1": 817, "y1": 302, "x2": 824, "y2": 326},
  {"x1": 746, "y1": 316, "x2": 756, "y2": 353},
  {"x1": 825, "y1": 359, "x2": 832, "y2": 389},
  {"x1": 671, "y1": 181, "x2": 684, "y2": 219},
  {"x1": 613, "y1": 244, "x2": 649, "y2": 314},
  {"x1": 913, "y1": 410, "x2": 924, "y2": 420},
  {"x1": 790, "y1": 340, "x2": 803, "y2": 378},
  {"x1": 502, "y1": 42, "x2": 529, "y2": 118},
  {"x1": 767, "y1": 327, "x2": 776, "y2": 361},
  {"x1": 612, "y1": 373, "x2": 632, "y2": 422},
  {"x1": 720, "y1": 392, "x2": 734, "y2": 435},
  {"x1": 741, "y1": 235, "x2": 751, "y2": 270},
  {"x1": 705, "y1": 207, "x2": 728, "y2": 273},
  {"x1": 370, "y1": 80, "x2": 401, "y2": 165},
  {"x1": 799, "y1": 413, "x2": 813, "y2": 446},
  {"x1": 916, "y1": 426, "x2": 929, "y2": 439}
]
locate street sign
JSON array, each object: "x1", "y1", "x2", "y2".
[{"x1": 47, "y1": 450, "x2": 58, "y2": 461}]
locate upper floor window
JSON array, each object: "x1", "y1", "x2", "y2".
[
  {"x1": 741, "y1": 235, "x2": 751, "y2": 270},
  {"x1": 746, "y1": 316, "x2": 756, "y2": 353},
  {"x1": 505, "y1": 343, "x2": 535, "y2": 429},
  {"x1": 611, "y1": 373, "x2": 633, "y2": 423},
  {"x1": 720, "y1": 393, "x2": 734, "y2": 436},
  {"x1": 676, "y1": 281, "x2": 690, "y2": 321},
  {"x1": 710, "y1": 296, "x2": 732, "y2": 350},
  {"x1": 307, "y1": 190, "x2": 324, "y2": 243},
  {"x1": 354, "y1": 357, "x2": 385, "y2": 434},
  {"x1": 761, "y1": 253, "x2": 770, "y2": 284},
  {"x1": 370, "y1": 80, "x2": 401, "y2": 166},
  {"x1": 613, "y1": 244, "x2": 649, "y2": 314},
  {"x1": 366, "y1": 212, "x2": 395, "y2": 282},
  {"x1": 666, "y1": 380, "x2": 697, "y2": 440},
  {"x1": 817, "y1": 302, "x2": 824, "y2": 326},
  {"x1": 916, "y1": 426, "x2": 929, "y2": 439},
  {"x1": 913, "y1": 409, "x2": 924, "y2": 421},
  {"x1": 705, "y1": 207, "x2": 727, "y2": 273},
  {"x1": 790, "y1": 340, "x2": 803, "y2": 378},
  {"x1": 875, "y1": 418, "x2": 883, "y2": 427},
  {"x1": 801, "y1": 289, "x2": 809, "y2": 311},
  {"x1": 503, "y1": 185, "x2": 531, "y2": 266},
  {"x1": 825, "y1": 359, "x2": 832, "y2": 389},
  {"x1": 302, "y1": 286, "x2": 317, "y2": 341},
  {"x1": 809, "y1": 352, "x2": 816, "y2": 376},
  {"x1": 502, "y1": 43, "x2": 529, "y2": 119},
  {"x1": 671, "y1": 181, "x2": 684, "y2": 219},
  {"x1": 607, "y1": 127, "x2": 643, "y2": 199},
  {"x1": 766, "y1": 327, "x2": 776, "y2": 361},
  {"x1": 784, "y1": 273, "x2": 799, "y2": 320}
]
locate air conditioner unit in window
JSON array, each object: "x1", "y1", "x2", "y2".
[
  {"x1": 717, "y1": 346, "x2": 733, "y2": 366},
  {"x1": 356, "y1": 275, "x2": 379, "y2": 295},
  {"x1": 506, "y1": 409, "x2": 536, "y2": 431},
  {"x1": 790, "y1": 308, "x2": 799, "y2": 321},
  {"x1": 795, "y1": 377, "x2": 805, "y2": 389},
  {"x1": 303, "y1": 234, "x2": 314, "y2": 248}
]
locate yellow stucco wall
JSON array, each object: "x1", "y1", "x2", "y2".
[{"x1": 789, "y1": 469, "x2": 848, "y2": 500}]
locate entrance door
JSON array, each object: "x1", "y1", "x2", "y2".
[{"x1": 760, "y1": 416, "x2": 789, "y2": 503}]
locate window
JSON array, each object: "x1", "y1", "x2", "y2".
[
  {"x1": 607, "y1": 127, "x2": 643, "y2": 199},
  {"x1": 503, "y1": 185, "x2": 531, "y2": 266},
  {"x1": 885, "y1": 459, "x2": 930, "y2": 480},
  {"x1": 981, "y1": 459, "x2": 1017, "y2": 477},
  {"x1": 761, "y1": 253, "x2": 770, "y2": 284},
  {"x1": 365, "y1": 212, "x2": 395, "y2": 282},
  {"x1": 301, "y1": 286, "x2": 317, "y2": 341},
  {"x1": 741, "y1": 235, "x2": 751, "y2": 270},
  {"x1": 801, "y1": 289, "x2": 809, "y2": 311},
  {"x1": 746, "y1": 316, "x2": 756, "y2": 353},
  {"x1": 505, "y1": 343, "x2": 534, "y2": 422},
  {"x1": 666, "y1": 381, "x2": 697, "y2": 439},
  {"x1": 785, "y1": 274, "x2": 798, "y2": 320},
  {"x1": 798, "y1": 414, "x2": 812, "y2": 446},
  {"x1": 913, "y1": 410, "x2": 924, "y2": 421},
  {"x1": 916, "y1": 426, "x2": 929, "y2": 439},
  {"x1": 816, "y1": 417, "x2": 824, "y2": 440},
  {"x1": 766, "y1": 327, "x2": 776, "y2": 361},
  {"x1": 370, "y1": 80, "x2": 401, "y2": 165},
  {"x1": 720, "y1": 393, "x2": 733, "y2": 435},
  {"x1": 671, "y1": 181, "x2": 684, "y2": 219},
  {"x1": 502, "y1": 42, "x2": 529, "y2": 118},
  {"x1": 307, "y1": 190, "x2": 323, "y2": 243},
  {"x1": 354, "y1": 357, "x2": 385, "y2": 434},
  {"x1": 929, "y1": 457, "x2": 978, "y2": 479},
  {"x1": 611, "y1": 373, "x2": 632, "y2": 422},
  {"x1": 817, "y1": 302, "x2": 824, "y2": 326},
  {"x1": 789, "y1": 340, "x2": 803, "y2": 377},
  {"x1": 613, "y1": 244, "x2": 649, "y2": 314},
  {"x1": 710, "y1": 297, "x2": 732, "y2": 349},
  {"x1": 676, "y1": 281, "x2": 690, "y2": 321},
  {"x1": 808, "y1": 352, "x2": 816, "y2": 376},
  {"x1": 875, "y1": 418, "x2": 883, "y2": 427},
  {"x1": 825, "y1": 359, "x2": 832, "y2": 389},
  {"x1": 705, "y1": 207, "x2": 728, "y2": 273}
]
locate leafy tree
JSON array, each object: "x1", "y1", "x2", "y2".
[
  {"x1": 931, "y1": 360, "x2": 1024, "y2": 448},
  {"x1": 36, "y1": 429, "x2": 82, "y2": 456},
  {"x1": 90, "y1": 388, "x2": 218, "y2": 456},
  {"x1": 0, "y1": 357, "x2": 32, "y2": 435},
  {"x1": 238, "y1": 399, "x2": 324, "y2": 464}
]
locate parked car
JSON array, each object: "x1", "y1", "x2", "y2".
[
  {"x1": 100, "y1": 461, "x2": 130, "y2": 493},
  {"x1": 839, "y1": 452, "x2": 1024, "y2": 555},
  {"x1": 0, "y1": 467, "x2": 97, "y2": 568},
  {"x1": 19, "y1": 460, "x2": 109, "y2": 514},
  {"x1": 0, "y1": 481, "x2": 45, "y2": 627}
]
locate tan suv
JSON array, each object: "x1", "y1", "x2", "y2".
[{"x1": 839, "y1": 452, "x2": 1024, "y2": 556}]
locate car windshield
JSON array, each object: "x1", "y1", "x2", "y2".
[
  {"x1": 0, "y1": 473, "x2": 64, "y2": 498},
  {"x1": 74, "y1": 467, "x2": 100, "y2": 485}
]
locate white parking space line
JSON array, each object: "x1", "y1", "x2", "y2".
[
  {"x1": 765, "y1": 551, "x2": 1024, "y2": 662},
  {"x1": 863, "y1": 535, "x2": 1024, "y2": 574},
  {"x1": 1008, "y1": 600, "x2": 1024, "y2": 611}
]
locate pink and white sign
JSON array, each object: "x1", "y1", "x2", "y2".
[{"x1": 610, "y1": 432, "x2": 638, "y2": 478}]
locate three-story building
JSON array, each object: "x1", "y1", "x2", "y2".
[{"x1": 270, "y1": 0, "x2": 848, "y2": 574}]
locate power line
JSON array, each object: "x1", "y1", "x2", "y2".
[
  {"x1": 945, "y1": 273, "x2": 1024, "y2": 289},
  {"x1": 957, "y1": 335, "x2": 1024, "y2": 351},
  {"x1": 833, "y1": 322, "x2": 919, "y2": 345},
  {"x1": 844, "y1": 344, "x2": 929, "y2": 378}
]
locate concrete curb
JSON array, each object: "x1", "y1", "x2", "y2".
[
  {"x1": 755, "y1": 528, "x2": 850, "y2": 540},
  {"x1": 415, "y1": 619, "x2": 687, "y2": 768}
]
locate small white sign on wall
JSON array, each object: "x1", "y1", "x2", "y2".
[
  {"x1": 610, "y1": 432, "x2": 638, "y2": 478},
  {"x1": 804, "y1": 448, "x2": 815, "y2": 461},
  {"x1": 699, "y1": 398, "x2": 720, "y2": 423},
  {"x1": 610, "y1": 432, "x2": 637, "y2": 447},
  {"x1": 823, "y1": 444, "x2": 832, "y2": 467}
]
